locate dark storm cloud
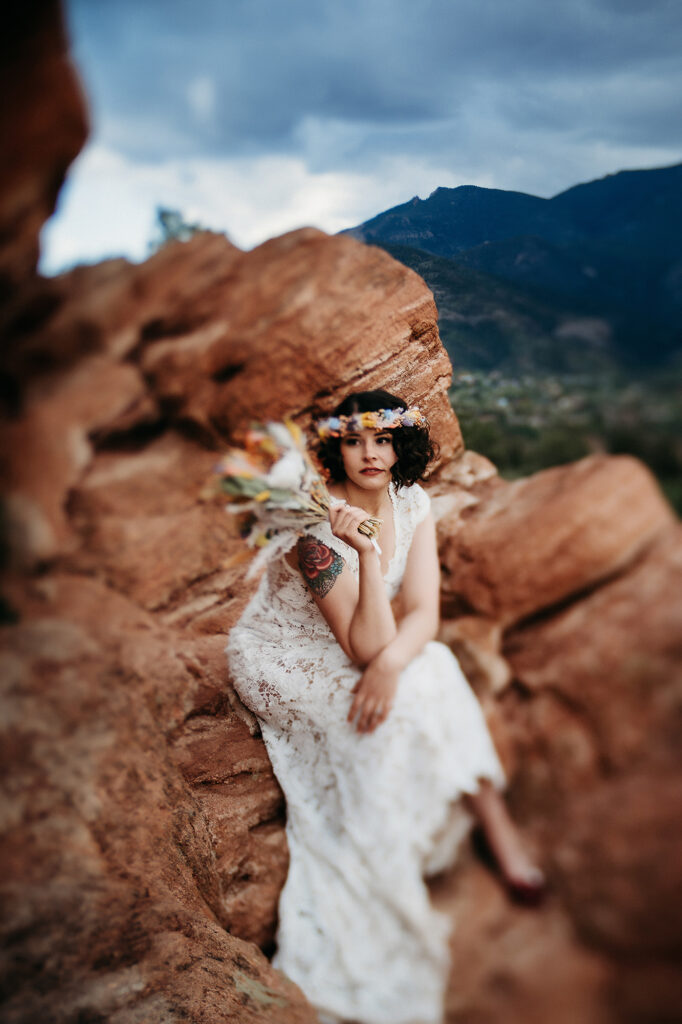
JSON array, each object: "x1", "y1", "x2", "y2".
[{"x1": 66, "y1": 0, "x2": 682, "y2": 171}]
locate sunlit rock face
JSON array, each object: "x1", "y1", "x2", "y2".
[
  {"x1": 438, "y1": 453, "x2": 674, "y2": 627},
  {"x1": 2, "y1": 4, "x2": 681, "y2": 1024}
]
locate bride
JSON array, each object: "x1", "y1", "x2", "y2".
[{"x1": 226, "y1": 389, "x2": 544, "y2": 1024}]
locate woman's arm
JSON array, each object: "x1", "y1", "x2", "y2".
[
  {"x1": 372, "y1": 509, "x2": 440, "y2": 672},
  {"x1": 286, "y1": 503, "x2": 397, "y2": 665},
  {"x1": 349, "y1": 546, "x2": 397, "y2": 664},
  {"x1": 348, "y1": 511, "x2": 440, "y2": 732}
]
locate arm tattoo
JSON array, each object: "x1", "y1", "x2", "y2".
[{"x1": 297, "y1": 535, "x2": 344, "y2": 598}]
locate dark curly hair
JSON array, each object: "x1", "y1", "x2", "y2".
[{"x1": 314, "y1": 390, "x2": 438, "y2": 487}]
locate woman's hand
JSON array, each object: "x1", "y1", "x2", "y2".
[
  {"x1": 329, "y1": 502, "x2": 376, "y2": 555},
  {"x1": 348, "y1": 653, "x2": 401, "y2": 733}
]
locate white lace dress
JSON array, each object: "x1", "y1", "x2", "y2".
[{"x1": 225, "y1": 482, "x2": 505, "y2": 1024}]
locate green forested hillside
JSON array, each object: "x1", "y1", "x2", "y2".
[
  {"x1": 378, "y1": 242, "x2": 617, "y2": 374},
  {"x1": 450, "y1": 368, "x2": 682, "y2": 515},
  {"x1": 345, "y1": 163, "x2": 682, "y2": 369}
]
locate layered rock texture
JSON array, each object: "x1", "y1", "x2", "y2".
[{"x1": 1, "y1": 5, "x2": 681, "y2": 1024}]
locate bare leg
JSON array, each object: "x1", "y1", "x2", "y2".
[{"x1": 464, "y1": 779, "x2": 545, "y2": 889}]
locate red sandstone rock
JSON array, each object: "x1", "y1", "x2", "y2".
[
  {"x1": 1, "y1": 194, "x2": 463, "y2": 1013},
  {"x1": 0, "y1": 576, "x2": 315, "y2": 1024},
  {"x1": 554, "y1": 769, "x2": 682, "y2": 960},
  {"x1": 168, "y1": 714, "x2": 288, "y2": 948},
  {"x1": 3, "y1": 359, "x2": 148, "y2": 565},
  {"x1": 0, "y1": 5, "x2": 87, "y2": 292},
  {"x1": 439, "y1": 454, "x2": 674, "y2": 626},
  {"x1": 432, "y1": 858, "x2": 615, "y2": 1024},
  {"x1": 438, "y1": 614, "x2": 511, "y2": 695},
  {"x1": 2, "y1": 226, "x2": 460, "y2": 571},
  {"x1": 137, "y1": 227, "x2": 459, "y2": 446},
  {"x1": 503, "y1": 523, "x2": 682, "y2": 775}
]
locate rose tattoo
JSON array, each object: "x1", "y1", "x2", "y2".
[{"x1": 297, "y1": 536, "x2": 344, "y2": 597}]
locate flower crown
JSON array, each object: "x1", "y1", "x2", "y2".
[{"x1": 315, "y1": 406, "x2": 426, "y2": 439}]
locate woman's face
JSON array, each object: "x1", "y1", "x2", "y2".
[{"x1": 339, "y1": 428, "x2": 397, "y2": 490}]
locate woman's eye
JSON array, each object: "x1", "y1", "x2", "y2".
[
  {"x1": 377, "y1": 436, "x2": 392, "y2": 444},
  {"x1": 343, "y1": 438, "x2": 359, "y2": 446}
]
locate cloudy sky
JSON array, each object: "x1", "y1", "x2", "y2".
[{"x1": 42, "y1": 0, "x2": 682, "y2": 273}]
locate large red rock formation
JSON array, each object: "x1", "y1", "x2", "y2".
[
  {"x1": 1, "y1": 251, "x2": 456, "y2": 1021},
  {"x1": 437, "y1": 453, "x2": 674, "y2": 626},
  {"x1": 0, "y1": 4, "x2": 88, "y2": 292},
  {"x1": 3, "y1": 225, "x2": 458, "y2": 574},
  {"x1": 2, "y1": 4, "x2": 681, "y2": 1024},
  {"x1": 1, "y1": 199, "x2": 460, "y2": 1009},
  {"x1": 433, "y1": 491, "x2": 682, "y2": 1024}
]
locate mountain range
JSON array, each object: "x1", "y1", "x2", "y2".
[{"x1": 342, "y1": 163, "x2": 682, "y2": 374}]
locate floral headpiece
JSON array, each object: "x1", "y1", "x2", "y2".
[{"x1": 315, "y1": 406, "x2": 426, "y2": 440}]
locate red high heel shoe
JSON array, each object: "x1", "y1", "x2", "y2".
[
  {"x1": 505, "y1": 866, "x2": 547, "y2": 907},
  {"x1": 471, "y1": 825, "x2": 548, "y2": 907}
]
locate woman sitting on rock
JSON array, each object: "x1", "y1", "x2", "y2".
[{"x1": 226, "y1": 388, "x2": 544, "y2": 1024}]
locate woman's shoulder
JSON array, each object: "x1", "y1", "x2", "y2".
[{"x1": 393, "y1": 480, "x2": 431, "y2": 525}]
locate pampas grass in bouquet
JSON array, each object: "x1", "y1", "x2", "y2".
[{"x1": 207, "y1": 420, "x2": 382, "y2": 577}]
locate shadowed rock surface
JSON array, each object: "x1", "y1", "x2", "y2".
[{"x1": 1, "y1": 4, "x2": 681, "y2": 1024}]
